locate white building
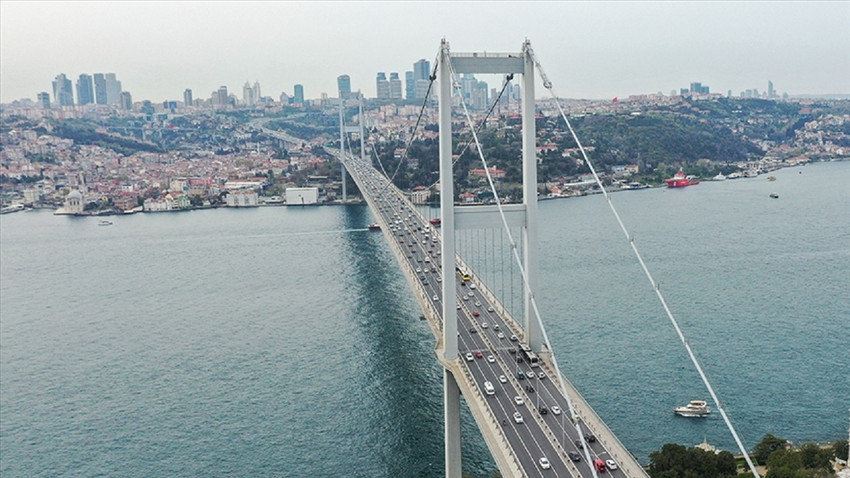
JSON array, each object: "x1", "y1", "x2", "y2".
[
  {"x1": 284, "y1": 187, "x2": 318, "y2": 205},
  {"x1": 226, "y1": 189, "x2": 259, "y2": 207}
]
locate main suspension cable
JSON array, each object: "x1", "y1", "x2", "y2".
[{"x1": 530, "y1": 49, "x2": 761, "y2": 478}]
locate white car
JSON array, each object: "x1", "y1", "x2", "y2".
[
  {"x1": 499, "y1": 375, "x2": 507, "y2": 383},
  {"x1": 514, "y1": 396, "x2": 524, "y2": 406},
  {"x1": 539, "y1": 457, "x2": 551, "y2": 470},
  {"x1": 513, "y1": 411, "x2": 523, "y2": 423},
  {"x1": 497, "y1": 332, "x2": 505, "y2": 339},
  {"x1": 488, "y1": 306, "x2": 494, "y2": 312},
  {"x1": 465, "y1": 353, "x2": 473, "y2": 362},
  {"x1": 481, "y1": 322, "x2": 488, "y2": 329},
  {"x1": 606, "y1": 460, "x2": 618, "y2": 470},
  {"x1": 433, "y1": 295, "x2": 439, "y2": 301},
  {"x1": 469, "y1": 283, "x2": 477, "y2": 289},
  {"x1": 551, "y1": 406, "x2": 561, "y2": 415},
  {"x1": 538, "y1": 372, "x2": 546, "y2": 379},
  {"x1": 487, "y1": 355, "x2": 495, "y2": 363}
]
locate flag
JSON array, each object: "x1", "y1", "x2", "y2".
[{"x1": 612, "y1": 97, "x2": 618, "y2": 103}]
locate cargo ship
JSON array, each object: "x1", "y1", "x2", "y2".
[{"x1": 666, "y1": 170, "x2": 700, "y2": 188}]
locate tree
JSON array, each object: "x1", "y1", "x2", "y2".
[
  {"x1": 648, "y1": 443, "x2": 738, "y2": 478},
  {"x1": 754, "y1": 433, "x2": 789, "y2": 465},
  {"x1": 832, "y1": 440, "x2": 848, "y2": 462}
]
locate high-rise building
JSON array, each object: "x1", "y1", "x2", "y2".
[
  {"x1": 405, "y1": 71, "x2": 415, "y2": 100},
  {"x1": 767, "y1": 80, "x2": 775, "y2": 98},
  {"x1": 183, "y1": 88, "x2": 193, "y2": 107},
  {"x1": 52, "y1": 74, "x2": 74, "y2": 106},
  {"x1": 294, "y1": 84, "x2": 304, "y2": 104},
  {"x1": 389, "y1": 72, "x2": 402, "y2": 100},
  {"x1": 76, "y1": 74, "x2": 94, "y2": 105},
  {"x1": 120, "y1": 91, "x2": 132, "y2": 110},
  {"x1": 243, "y1": 81, "x2": 256, "y2": 106},
  {"x1": 94, "y1": 73, "x2": 107, "y2": 104},
  {"x1": 376, "y1": 72, "x2": 389, "y2": 99},
  {"x1": 337, "y1": 74, "x2": 351, "y2": 99},
  {"x1": 414, "y1": 59, "x2": 430, "y2": 81},
  {"x1": 253, "y1": 81, "x2": 261, "y2": 101},
  {"x1": 217, "y1": 86, "x2": 229, "y2": 106},
  {"x1": 105, "y1": 73, "x2": 122, "y2": 104},
  {"x1": 37, "y1": 92, "x2": 51, "y2": 109},
  {"x1": 689, "y1": 82, "x2": 709, "y2": 95}
]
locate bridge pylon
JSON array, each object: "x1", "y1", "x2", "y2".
[{"x1": 437, "y1": 38, "x2": 543, "y2": 477}]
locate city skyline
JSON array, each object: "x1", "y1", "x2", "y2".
[{"x1": 1, "y1": 1, "x2": 848, "y2": 104}]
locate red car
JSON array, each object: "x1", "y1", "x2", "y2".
[
  {"x1": 475, "y1": 351, "x2": 483, "y2": 358},
  {"x1": 594, "y1": 459, "x2": 607, "y2": 473},
  {"x1": 473, "y1": 311, "x2": 480, "y2": 317}
]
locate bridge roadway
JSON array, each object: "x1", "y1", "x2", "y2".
[{"x1": 341, "y1": 153, "x2": 647, "y2": 477}]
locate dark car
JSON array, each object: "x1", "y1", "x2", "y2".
[
  {"x1": 568, "y1": 451, "x2": 582, "y2": 462},
  {"x1": 584, "y1": 434, "x2": 596, "y2": 443},
  {"x1": 539, "y1": 406, "x2": 548, "y2": 415}
]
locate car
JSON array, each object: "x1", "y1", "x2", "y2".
[
  {"x1": 575, "y1": 440, "x2": 584, "y2": 449},
  {"x1": 487, "y1": 355, "x2": 495, "y2": 363},
  {"x1": 436, "y1": 277, "x2": 442, "y2": 282},
  {"x1": 473, "y1": 311, "x2": 480, "y2": 317},
  {"x1": 481, "y1": 322, "x2": 488, "y2": 328},
  {"x1": 432, "y1": 295, "x2": 439, "y2": 301},
  {"x1": 497, "y1": 332, "x2": 505, "y2": 339},
  {"x1": 513, "y1": 412, "x2": 523, "y2": 423},
  {"x1": 539, "y1": 457, "x2": 551, "y2": 470},
  {"x1": 514, "y1": 395, "x2": 524, "y2": 406},
  {"x1": 465, "y1": 353, "x2": 474, "y2": 362},
  {"x1": 499, "y1": 375, "x2": 507, "y2": 383},
  {"x1": 539, "y1": 406, "x2": 548, "y2": 415},
  {"x1": 415, "y1": 268, "x2": 422, "y2": 273},
  {"x1": 517, "y1": 371, "x2": 525, "y2": 380},
  {"x1": 537, "y1": 372, "x2": 546, "y2": 379},
  {"x1": 594, "y1": 459, "x2": 607, "y2": 472},
  {"x1": 509, "y1": 334, "x2": 518, "y2": 341},
  {"x1": 493, "y1": 323, "x2": 499, "y2": 330},
  {"x1": 508, "y1": 347, "x2": 516, "y2": 354},
  {"x1": 475, "y1": 351, "x2": 483, "y2": 358},
  {"x1": 469, "y1": 328, "x2": 477, "y2": 334},
  {"x1": 469, "y1": 284, "x2": 477, "y2": 289},
  {"x1": 551, "y1": 406, "x2": 561, "y2": 415},
  {"x1": 456, "y1": 304, "x2": 461, "y2": 310},
  {"x1": 474, "y1": 301, "x2": 481, "y2": 307},
  {"x1": 568, "y1": 451, "x2": 582, "y2": 462},
  {"x1": 606, "y1": 459, "x2": 618, "y2": 470},
  {"x1": 487, "y1": 306, "x2": 494, "y2": 312},
  {"x1": 462, "y1": 295, "x2": 469, "y2": 301},
  {"x1": 527, "y1": 370, "x2": 535, "y2": 379},
  {"x1": 584, "y1": 434, "x2": 596, "y2": 443}
]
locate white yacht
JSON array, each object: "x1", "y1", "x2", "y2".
[{"x1": 674, "y1": 400, "x2": 710, "y2": 417}]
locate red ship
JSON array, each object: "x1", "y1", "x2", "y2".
[
  {"x1": 665, "y1": 170, "x2": 700, "y2": 188},
  {"x1": 367, "y1": 223, "x2": 381, "y2": 231},
  {"x1": 429, "y1": 218, "x2": 442, "y2": 227}
]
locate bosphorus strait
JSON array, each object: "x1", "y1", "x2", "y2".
[{"x1": 1, "y1": 161, "x2": 848, "y2": 477}]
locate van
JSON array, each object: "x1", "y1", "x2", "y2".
[
  {"x1": 594, "y1": 459, "x2": 607, "y2": 472},
  {"x1": 484, "y1": 381, "x2": 495, "y2": 396}
]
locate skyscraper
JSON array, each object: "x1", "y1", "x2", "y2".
[
  {"x1": 76, "y1": 74, "x2": 94, "y2": 105},
  {"x1": 243, "y1": 81, "x2": 256, "y2": 106},
  {"x1": 389, "y1": 72, "x2": 402, "y2": 100},
  {"x1": 414, "y1": 59, "x2": 430, "y2": 82},
  {"x1": 37, "y1": 92, "x2": 51, "y2": 109},
  {"x1": 376, "y1": 72, "x2": 389, "y2": 99},
  {"x1": 105, "y1": 73, "x2": 122, "y2": 104},
  {"x1": 120, "y1": 91, "x2": 132, "y2": 110},
  {"x1": 405, "y1": 71, "x2": 415, "y2": 100},
  {"x1": 768, "y1": 80, "x2": 775, "y2": 98},
  {"x1": 184, "y1": 88, "x2": 193, "y2": 107},
  {"x1": 294, "y1": 84, "x2": 304, "y2": 104},
  {"x1": 93, "y1": 74, "x2": 107, "y2": 104},
  {"x1": 337, "y1": 75, "x2": 351, "y2": 99},
  {"x1": 52, "y1": 74, "x2": 73, "y2": 106}
]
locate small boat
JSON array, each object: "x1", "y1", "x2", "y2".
[
  {"x1": 98, "y1": 220, "x2": 113, "y2": 226},
  {"x1": 429, "y1": 218, "x2": 442, "y2": 227},
  {"x1": 767, "y1": 176, "x2": 776, "y2": 181},
  {"x1": 769, "y1": 193, "x2": 779, "y2": 199},
  {"x1": 674, "y1": 400, "x2": 710, "y2": 417},
  {"x1": 666, "y1": 170, "x2": 699, "y2": 188},
  {"x1": 367, "y1": 223, "x2": 381, "y2": 231},
  {"x1": 712, "y1": 173, "x2": 726, "y2": 181}
]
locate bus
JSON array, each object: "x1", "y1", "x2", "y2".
[
  {"x1": 456, "y1": 267, "x2": 471, "y2": 282},
  {"x1": 518, "y1": 344, "x2": 540, "y2": 367}
]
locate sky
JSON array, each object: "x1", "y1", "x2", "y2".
[{"x1": 1, "y1": 1, "x2": 849, "y2": 104}]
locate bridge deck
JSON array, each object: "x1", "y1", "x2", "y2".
[{"x1": 342, "y1": 153, "x2": 648, "y2": 478}]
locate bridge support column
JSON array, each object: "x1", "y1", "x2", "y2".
[{"x1": 444, "y1": 368, "x2": 462, "y2": 478}]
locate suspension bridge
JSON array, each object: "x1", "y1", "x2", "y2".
[{"x1": 304, "y1": 39, "x2": 759, "y2": 478}]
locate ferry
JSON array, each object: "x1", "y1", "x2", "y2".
[
  {"x1": 367, "y1": 223, "x2": 381, "y2": 231},
  {"x1": 674, "y1": 400, "x2": 710, "y2": 417},
  {"x1": 429, "y1": 218, "x2": 441, "y2": 227},
  {"x1": 666, "y1": 170, "x2": 700, "y2": 188}
]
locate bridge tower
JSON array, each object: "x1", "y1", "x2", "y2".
[
  {"x1": 437, "y1": 39, "x2": 543, "y2": 478},
  {"x1": 339, "y1": 91, "x2": 366, "y2": 201}
]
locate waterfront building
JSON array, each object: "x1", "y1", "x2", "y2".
[
  {"x1": 76, "y1": 74, "x2": 94, "y2": 105},
  {"x1": 225, "y1": 189, "x2": 259, "y2": 207},
  {"x1": 57, "y1": 189, "x2": 84, "y2": 215},
  {"x1": 52, "y1": 74, "x2": 74, "y2": 106},
  {"x1": 376, "y1": 72, "x2": 389, "y2": 99}
]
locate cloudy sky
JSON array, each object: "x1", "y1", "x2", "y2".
[{"x1": 1, "y1": 1, "x2": 848, "y2": 103}]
